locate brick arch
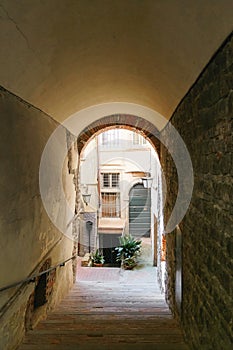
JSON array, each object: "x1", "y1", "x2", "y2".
[{"x1": 77, "y1": 114, "x2": 161, "y2": 155}]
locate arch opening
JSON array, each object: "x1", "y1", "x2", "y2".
[
  {"x1": 77, "y1": 113, "x2": 161, "y2": 156},
  {"x1": 76, "y1": 120, "x2": 166, "y2": 290},
  {"x1": 40, "y1": 107, "x2": 193, "y2": 293}
]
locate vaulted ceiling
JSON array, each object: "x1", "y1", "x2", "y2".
[{"x1": 0, "y1": 0, "x2": 232, "y2": 124}]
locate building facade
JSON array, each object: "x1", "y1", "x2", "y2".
[{"x1": 79, "y1": 129, "x2": 162, "y2": 266}]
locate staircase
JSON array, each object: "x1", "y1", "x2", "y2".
[{"x1": 18, "y1": 263, "x2": 189, "y2": 350}]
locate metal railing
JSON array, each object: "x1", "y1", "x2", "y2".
[
  {"x1": 0, "y1": 254, "x2": 77, "y2": 293},
  {"x1": 0, "y1": 236, "x2": 76, "y2": 318}
]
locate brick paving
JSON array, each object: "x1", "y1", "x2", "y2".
[{"x1": 18, "y1": 241, "x2": 189, "y2": 350}]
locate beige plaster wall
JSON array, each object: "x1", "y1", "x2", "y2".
[{"x1": 0, "y1": 87, "x2": 76, "y2": 350}]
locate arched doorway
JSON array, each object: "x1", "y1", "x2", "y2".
[{"x1": 75, "y1": 114, "x2": 165, "y2": 291}]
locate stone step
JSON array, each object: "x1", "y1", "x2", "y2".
[
  {"x1": 36, "y1": 321, "x2": 182, "y2": 332},
  {"x1": 30, "y1": 327, "x2": 183, "y2": 335},
  {"x1": 18, "y1": 344, "x2": 189, "y2": 350},
  {"x1": 22, "y1": 333, "x2": 186, "y2": 342},
  {"x1": 17, "y1": 265, "x2": 189, "y2": 350}
]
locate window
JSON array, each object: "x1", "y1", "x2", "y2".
[
  {"x1": 100, "y1": 129, "x2": 120, "y2": 147},
  {"x1": 101, "y1": 173, "x2": 120, "y2": 188},
  {"x1": 101, "y1": 192, "x2": 120, "y2": 217},
  {"x1": 112, "y1": 173, "x2": 119, "y2": 187},
  {"x1": 101, "y1": 173, "x2": 120, "y2": 217},
  {"x1": 133, "y1": 132, "x2": 147, "y2": 145}
]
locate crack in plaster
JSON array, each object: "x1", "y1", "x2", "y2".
[{"x1": 0, "y1": 4, "x2": 43, "y2": 65}]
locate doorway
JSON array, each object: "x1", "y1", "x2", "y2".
[{"x1": 99, "y1": 233, "x2": 121, "y2": 267}]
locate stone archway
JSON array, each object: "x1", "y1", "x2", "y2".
[
  {"x1": 76, "y1": 114, "x2": 165, "y2": 290},
  {"x1": 77, "y1": 113, "x2": 161, "y2": 156}
]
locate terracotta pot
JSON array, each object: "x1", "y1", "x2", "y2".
[
  {"x1": 93, "y1": 263, "x2": 104, "y2": 267},
  {"x1": 123, "y1": 264, "x2": 136, "y2": 270}
]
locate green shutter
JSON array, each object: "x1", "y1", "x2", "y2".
[{"x1": 129, "y1": 184, "x2": 151, "y2": 238}]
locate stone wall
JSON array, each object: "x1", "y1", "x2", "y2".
[
  {"x1": 0, "y1": 87, "x2": 76, "y2": 350},
  {"x1": 160, "y1": 34, "x2": 232, "y2": 349}
]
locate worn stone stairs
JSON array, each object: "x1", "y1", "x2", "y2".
[{"x1": 18, "y1": 265, "x2": 189, "y2": 350}]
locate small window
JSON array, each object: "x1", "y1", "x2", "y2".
[
  {"x1": 112, "y1": 173, "x2": 119, "y2": 187},
  {"x1": 34, "y1": 259, "x2": 52, "y2": 309},
  {"x1": 103, "y1": 173, "x2": 110, "y2": 187},
  {"x1": 101, "y1": 173, "x2": 119, "y2": 188},
  {"x1": 100, "y1": 129, "x2": 120, "y2": 147},
  {"x1": 133, "y1": 132, "x2": 146, "y2": 145},
  {"x1": 101, "y1": 192, "x2": 120, "y2": 217}
]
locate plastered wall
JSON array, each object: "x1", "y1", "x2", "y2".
[{"x1": 0, "y1": 87, "x2": 76, "y2": 350}]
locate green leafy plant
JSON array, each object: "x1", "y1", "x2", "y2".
[
  {"x1": 115, "y1": 234, "x2": 141, "y2": 269},
  {"x1": 90, "y1": 249, "x2": 105, "y2": 265}
]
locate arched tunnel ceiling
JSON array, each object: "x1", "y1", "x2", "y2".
[{"x1": 0, "y1": 0, "x2": 232, "y2": 123}]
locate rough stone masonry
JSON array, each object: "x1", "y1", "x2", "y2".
[{"x1": 161, "y1": 33, "x2": 233, "y2": 349}]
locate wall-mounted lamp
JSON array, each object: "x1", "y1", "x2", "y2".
[
  {"x1": 82, "y1": 185, "x2": 91, "y2": 205},
  {"x1": 66, "y1": 187, "x2": 91, "y2": 229},
  {"x1": 82, "y1": 192, "x2": 91, "y2": 206},
  {"x1": 141, "y1": 172, "x2": 153, "y2": 189}
]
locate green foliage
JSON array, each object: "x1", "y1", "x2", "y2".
[
  {"x1": 90, "y1": 249, "x2": 105, "y2": 264},
  {"x1": 115, "y1": 234, "x2": 141, "y2": 268}
]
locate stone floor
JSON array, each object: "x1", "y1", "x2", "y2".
[{"x1": 18, "y1": 239, "x2": 189, "y2": 350}]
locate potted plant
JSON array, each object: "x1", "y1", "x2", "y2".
[
  {"x1": 115, "y1": 234, "x2": 141, "y2": 270},
  {"x1": 90, "y1": 249, "x2": 105, "y2": 267}
]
